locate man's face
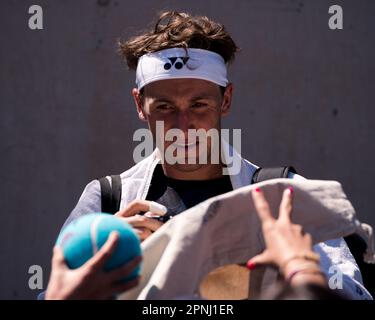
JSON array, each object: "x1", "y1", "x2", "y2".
[{"x1": 132, "y1": 78, "x2": 232, "y2": 173}]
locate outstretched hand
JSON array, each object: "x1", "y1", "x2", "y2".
[
  {"x1": 247, "y1": 187, "x2": 313, "y2": 273},
  {"x1": 45, "y1": 231, "x2": 141, "y2": 300}
]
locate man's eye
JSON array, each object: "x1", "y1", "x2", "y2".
[
  {"x1": 156, "y1": 104, "x2": 172, "y2": 110},
  {"x1": 192, "y1": 102, "x2": 207, "y2": 109}
]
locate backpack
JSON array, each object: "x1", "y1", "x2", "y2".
[{"x1": 98, "y1": 167, "x2": 374, "y2": 297}]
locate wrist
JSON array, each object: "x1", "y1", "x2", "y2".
[
  {"x1": 281, "y1": 251, "x2": 320, "y2": 275},
  {"x1": 45, "y1": 286, "x2": 71, "y2": 300},
  {"x1": 283, "y1": 259, "x2": 320, "y2": 277},
  {"x1": 45, "y1": 289, "x2": 59, "y2": 300},
  {"x1": 287, "y1": 268, "x2": 327, "y2": 287},
  {"x1": 283, "y1": 258, "x2": 327, "y2": 287}
]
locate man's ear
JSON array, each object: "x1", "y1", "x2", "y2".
[
  {"x1": 221, "y1": 83, "x2": 233, "y2": 116},
  {"x1": 132, "y1": 88, "x2": 147, "y2": 121}
]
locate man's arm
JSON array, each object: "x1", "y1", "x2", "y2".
[
  {"x1": 314, "y1": 238, "x2": 372, "y2": 300},
  {"x1": 60, "y1": 180, "x2": 165, "y2": 240},
  {"x1": 59, "y1": 180, "x2": 102, "y2": 233}
]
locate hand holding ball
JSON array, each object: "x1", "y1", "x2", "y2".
[{"x1": 56, "y1": 213, "x2": 142, "y2": 282}]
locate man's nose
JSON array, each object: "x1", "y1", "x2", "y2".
[{"x1": 176, "y1": 111, "x2": 194, "y2": 133}]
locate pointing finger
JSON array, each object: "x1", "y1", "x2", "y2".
[
  {"x1": 279, "y1": 187, "x2": 293, "y2": 223},
  {"x1": 251, "y1": 187, "x2": 275, "y2": 225}
]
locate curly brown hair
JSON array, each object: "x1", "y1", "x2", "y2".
[{"x1": 118, "y1": 11, "x2": 239, "y2": 70}]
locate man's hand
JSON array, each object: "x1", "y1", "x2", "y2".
[
  {"x1": 115, "y1": 200, "x2": 167, "y2": 241},
  {"x1": 45, "y1": 231, "x2": 141, "y2": 300}
]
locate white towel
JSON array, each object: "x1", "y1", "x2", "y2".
[{"x1": 118, "y1": 178, "x2": 374, "y2": 300}]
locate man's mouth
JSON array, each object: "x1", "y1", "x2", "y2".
[{"x1": 174, "y1": 141, "x2": 197, "y2": 148}]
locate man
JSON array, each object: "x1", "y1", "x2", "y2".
[{"x1": 45, "y1": 11, "x2": 371, "y2": 299}]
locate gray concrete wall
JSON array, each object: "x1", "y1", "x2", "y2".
[{"x1": 1, "y1": 0, "x2": 374, "y2": 299}]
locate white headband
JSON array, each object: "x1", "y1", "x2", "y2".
[{"x1": 135, "y1": 48, "x2": 228, "y2": 90}]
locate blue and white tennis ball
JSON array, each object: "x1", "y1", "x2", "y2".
[{"x1": 56, "y1": 213, "x2": 141, "y2": 282}]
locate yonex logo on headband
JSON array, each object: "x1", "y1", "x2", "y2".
[
  {"x1": 135, "y1": 48, "x2": 228, "y2": 89},
  {"x1": 164, "y1": 57, "x2": 189, "y2": 70}
]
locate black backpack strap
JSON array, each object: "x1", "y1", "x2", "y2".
[
  {"x1": 98, "y1": 175, "x2": 122, "y2": 214},
  {"x1": 251, "y1": 166, "x2": 297, "y2": 184}
]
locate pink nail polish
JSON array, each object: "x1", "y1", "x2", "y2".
[
  {"x1": 246, "y1": 260, "x2": 256, "y2": 270},
  {"x1": 255, "y1": 187, "x2": 261, "y2": 193},
  {"x1": 288, "y1": 187, "x2": 293, "y2": 195}
]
